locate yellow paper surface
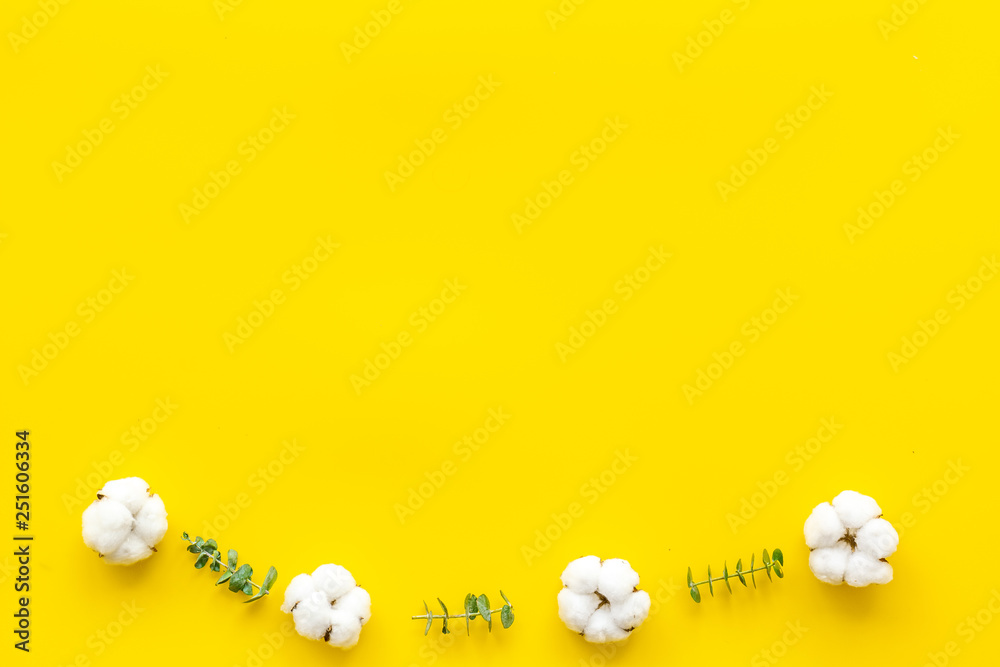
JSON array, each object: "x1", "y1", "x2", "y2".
[{"x1": 2, "y1": 1, "x2": 999, "y2": 666}]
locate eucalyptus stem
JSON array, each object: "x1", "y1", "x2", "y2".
[
  {"x1": 183, "y1": 535, "x2": 265, "y2": 592},
  {"x1": 687, "y1": 547, "x2": 784, "y2": 603},
  {"x1": 182, "y1": 532, "x2": 278, "y2": 603},
  {"x1": 412, "y1": 591, "x2": 515, "y2": 635},
  {"x1": 690, "y1": 563, "x2": 773, "y2": 587},
  {"x1": 410, "y1": 607, "x2": 506, "y2": 620}
]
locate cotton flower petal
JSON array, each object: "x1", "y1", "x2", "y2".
[
  {"x1": 557, "y1": 589, "x2": 602, "y2": 633},
  {"x1": 855, "y1": 518, "x2": 899, "y2": 559},
  {"x1": 845, "y1": 552, "x2": 893, "y2": 587},
  {"x1": 99, "y1": 477, "x2": 151, "y2": 515},
  {"x1": 334, "y1": 586, "x2": 372, "y2": 625},
  {"x1": 611, "y1": 590, "x2": 650, "y2": 630},
  {"x1": 832, "y1": 490, "x2": 881, "y2": 530},
  {"x1": 583, "y1": 606, "x2": 630, "y2": 644},
  {"x1": 103, "y1": 533, "x2": 153, "y2": 565},
  {"x1": 312, "y1": 564, "x2": 356, "y2": 601},
  {"x1": 133, "y1": 494, "x2": 168, "y2": 547},
  {"x1": 808, "y1": 542, "x2": 851, "y2": 585},
  {"x1": 596, "y1": 558, "x2": 639, "y2": 603},
  {"x1": 281, "y1": 573, "x2": 315, "y2": 613},
  {"x1": 292, "y1": 592, "x2": 334, "y2": 641},
  {"x1": 82, "y1": 499, "x2": 134, "y2": 555},
  {"x1": 561, "y1": 555, "x2": 602, "y2": 594},
  {"x1": 804, "y1": 502, "x2": 845, "y2": 549},
  {"x1": 325, "y1": 610, "x2": 363, "y2": 649}
]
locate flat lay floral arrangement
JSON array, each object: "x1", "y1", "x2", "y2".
[{"x1": 82, "y1": 477, "x2": 898, "y2": 650}]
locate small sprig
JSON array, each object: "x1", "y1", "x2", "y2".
[
  {"x1": 687, "y1": 548, "x2": 784, "y2": 603},
  {"x1": 182, "y1": 532, "x2": 277, "y2": 603},
  {"x1": 412, "y1": 591, "x2": 515, "y2": 635}
]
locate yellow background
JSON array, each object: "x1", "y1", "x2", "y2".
[{"x1": 3, "y1": 1, "x2": 999, "y2": 666}]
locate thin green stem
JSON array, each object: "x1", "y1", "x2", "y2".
[
  {"x1": 411, "y1": 608, "x2": 505, "y2": 621},
  {"x1": 691, "y1": 564, "x2": 773, "y2": 587}
]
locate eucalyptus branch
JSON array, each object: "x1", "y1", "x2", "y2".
[
  {"x1": 412, "y1": 591, "x2": 515, "y2": 635},
  {"x1": 687, "y1": 548, "x2": 784, "y2": 603},
  {"x1": 182, "y1": 532, "x2": 278, "y2": 603}
]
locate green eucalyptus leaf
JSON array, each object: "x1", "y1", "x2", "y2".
[
  {"x1": 465, "y1": 594, "x2": 476, "y2": 634},
  {"x1": 227, "y1": 549, "x2": 238, "y2": 569},
  {"x1": 477, "y1": 594, "x2": 492, "y2": 631},
  {"x1": 182, "y1": 531, "x2": 189, "y2": 540},
  {"x1": 476, "y1": 595, "x2": 491, "y2": 622},
  {"x1": 722, "y1": 563, "x2": 732, "y2": 593},
  {"x1": 763, "y1": 549, "x2": 770, "y2": 566},
  {"x1": 261, "y1": 566, "x2": 278, "y2": 593},
  {"x1": 501, "y1": 605, "x2": 514, "y2": 629},
  {"x1": 187, "y1": 544, "x2": 202, "y2": 554},
  {"x1": 229, "y1": 564, "x2": 252, "y2": 592},
  {"x1": 707, "y1": 565, "x2": 713, "y2": 596},
  {"x1": 773, "y1": 561, "x2": 783, "y2": 578},
  {"x1": 242, "y1": 581, "x2": 254, "y2": 595},
  {"x1": 210, "y1": 550, "x2": 222, "y2": 572},
  {"x1": 750, "y1": 554, "x2": 756, "y2": 589},
  {"x1": 500, "y1": 590, "x2": 511, "y2": 607},
  {"x1": 773, "y1": 548, "x2": 784, "y2": 566},
  {"x1": 690, "y1": 586, "x2": 701, "y2": 603},
  {"x1": 438, "y1": 599, "x2": 449, "y2": 635},
  {"x1": 423, "y1": 601, "x2": 432, "y2": 636},
  {"x1": 216, "y1": 571, "x2": 232, "y2": 585},
  {"x1": 194, "y1": 553, "x2": 210, "y2": 569},
  {"x1": 204, "y1": 539, "x2": 218, "y2": 552},
  {"x1": 686, "y1": 567, "x2": 693, "y2": 588}
]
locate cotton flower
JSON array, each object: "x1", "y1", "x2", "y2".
[
  {"x1": 804, "y1": 490, "x2": 898, "y2": 587},
  {"x1": 558, "y1": 556, "x2": 651, "y2": 643},
  {"x1": 281, "y1": 564, "x2": 371, "y2": 649},
  {"x1": 81, "y1": 477, "x2": 167, "y2": 565}
]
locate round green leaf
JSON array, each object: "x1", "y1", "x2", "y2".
[{"x1": 501, "y1": 605, "x2": 514, "y2": 629}]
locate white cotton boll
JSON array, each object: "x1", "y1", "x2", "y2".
[
  {"x1": 292, "y1": 592, "x2": 335, "y2": 641},
  {"x1": 803, "y1": 502, "x2": 845, "y2": 549},
  {"x1": 558, "y1": 589, "x2": 602, "y2": 633},
  {"x1": 597, "y1": 558, "x2": 639, "y2": 603},
  {"x1": 99, "y1": 477, "x2": 151, "y2": 515},
  {"x1": 845, "y1": 552, "x2": 893, "y2": 587},
  {"x1": 133, "y1": 494, "x2": 168, "y2": 547},
  {"x1": 807, "y1": 491, "x2": 897, "y2": 587},
  {"x1": 334, "y1": 586, "x2": 372, "y2": 625},
  {"x1": 325, "y1": 610, "x2": 363, "y2": 649},
  {"x1": 583, "y1": 606, "x2": 630, "y2": 644},
  {"x1": 808, "y1": 541, "x2": 851, "y2": 585},
  {"x1": 312, "y1": 564, "x2": 356, "y2": 601},
  {"x1": 81, "y1": 477, "x2": 167, "y2": 565},
  {"x1": 281, "y1": 573, "x2": 316, "y2": 613},
  {"x1": 611, "y1": 590, "x2": 650, "y2": 630},
  {"x1": 103, "y1": 533, "x2": 153, "y2": 565},
  {"x1": 856, "y1": 518, "x2": 899, "y2": 559},
  {"x1": 832, "y1": 490, "x2": 881, "y2": 530},
  {"x1": 561, "y1": 555, "x2": 602, "y2": 594},
  {"x1": 82, "y1": 500, "x2": 134, "y2": 555},
  {"x1": 559, "y1": 556, "x2": 648, "y2": 643},
  {"x1": 283, "y1": 565, "x2": 370, "y2": 649}
]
